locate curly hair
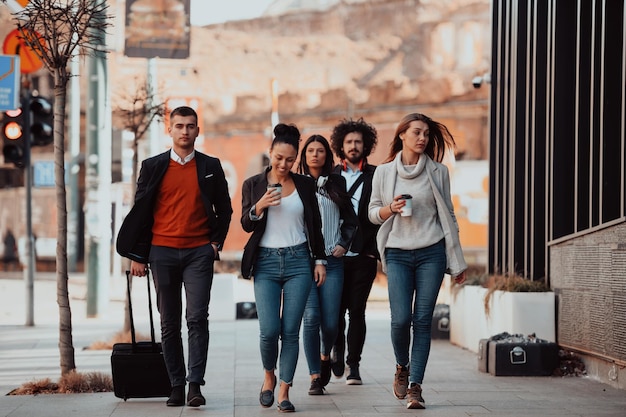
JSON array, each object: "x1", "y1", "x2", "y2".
[
  {"x1": 385, "y1": 113, "x2": 456, "y2": 163},
  {"x1": 330, "y1": 118, "x2": 378, "y2": 161}
]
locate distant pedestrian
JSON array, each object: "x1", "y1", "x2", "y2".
[
  {"x1": 329, "y1": 118, "x2": 380, "y2": 385},
  {"x1": 3, "y1": 229, "x2": 18, "y2": 271},
  {"x1": 368, "y1": 112, "x2": 467, "y2": 409},
  {"x1": 116, "y1": 106, "x2": 233, "y2": 407},
  {"x1": 297, "y1": 134, "x2": 358, "y2": 395},
  {"x1": 240, "y1": 123, "x2": 327, "y2": 413}
]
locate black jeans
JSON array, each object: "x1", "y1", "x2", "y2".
[
  {"x1": 335, "y1": 254, "x2": 377, "y2": 368},
  {"x1": 150, "y1": 243, "x2": 215, "y2": 387}
]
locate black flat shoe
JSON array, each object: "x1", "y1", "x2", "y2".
[
  {"x1": 308, "y1": 377, "x2": 324, "y2": 395},
  {"x1": 277, "y1": 400, "x2": 295, "y2": 412},
  {"x1": 320, "y1": 359, "x2": 332, "y2": 386},
  {"x1": 331, "y1": 348, "x2": 345, "y2": 378},
  {"x1": 259, "y1": 375, "x2": 277, "y2": 408}
]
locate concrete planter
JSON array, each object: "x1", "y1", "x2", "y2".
[{"x1": 449, "y1": 285, "x2": 555, "y2": 353}]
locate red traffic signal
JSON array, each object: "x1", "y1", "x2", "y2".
[{"x1": 2, "y1": 108, "x2": 25, "y2": 167}]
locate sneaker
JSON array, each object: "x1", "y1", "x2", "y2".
[
  {"x1": 320, "y1": 359, "x2": 332, "y2": 387},
  {"x1": 308, "y1": 377, "x2": 324, "y2": 395},
  {"x1": 345, "y1": 366, "x2": 362, "y2": 385},
  {"x1": 406, "y1": 383, "x2": 425, "y2": 409},
  {"x1": 393, "y1": 365, "x2": 409, "y2": 399},
  {"x1": 331, "y1": 348, "x2": 345, "y2": 378}
]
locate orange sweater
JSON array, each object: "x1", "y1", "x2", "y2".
[{"x1": 151, "y1": 159, "x2": 211, "y2": 248}]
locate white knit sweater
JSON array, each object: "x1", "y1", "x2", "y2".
[{"x1": 368, "y1": 152, "x2": 467, "y2": 276}]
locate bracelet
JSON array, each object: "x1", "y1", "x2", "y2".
[{"x1": 389, "y1": 203, "x2": 395, "y2": 214}]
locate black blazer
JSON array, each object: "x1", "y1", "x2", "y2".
[
  {"x1": 116, "y1": 150, "x2": 233, "y2": 263},
  {"x1": 332, "y1": 163, "x2": 380, "y2": 259},
  {"x1": 240, "y1": 168, "x2": 326, "y2": 279}
]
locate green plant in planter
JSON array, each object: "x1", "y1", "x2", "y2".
[{"x1": 484, "y1": 274, "x2": 551, "y2": 316}]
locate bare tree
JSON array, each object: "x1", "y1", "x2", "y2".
[
  {"x1": 113, "y1": 78, "x2": 166, "y2": 194},
  {"x1": 113, "y1": 79, "x2": 165, "y2": 332},
  {"x1": 4, "y1": 0, "x2": 112, "y2": 376}
]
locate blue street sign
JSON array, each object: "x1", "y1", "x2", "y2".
[
  {"x1": 33, "y1": 160, "x2": 55, "y2": 187},
  {"x1": 0, "y1": 55, "x2": 21, "y2": 111}
]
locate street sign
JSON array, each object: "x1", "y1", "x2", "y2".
[
  {"x1": 2, "y1": 29, "x2": 44, "y2": 74},
  {"x1": 33, "y1": 160, "x2": 55, "y2": 187},
  {"x1": 0, "y1": 55, "x2": 20, "y2": 111}
]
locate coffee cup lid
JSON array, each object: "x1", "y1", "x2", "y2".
[{"x1": 401, "y1": 194, "x2": 413, "y2": 199}]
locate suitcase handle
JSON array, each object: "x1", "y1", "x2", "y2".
[
  {"x1": 126, "y1": 270, "x2": 159, "y2": 352},
  {"x1": 510, "y1": 346, "x2": 527, "y2": 364}
]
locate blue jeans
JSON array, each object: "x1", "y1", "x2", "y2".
[
  {"x1": 385, "y1": 240, "x2": 446, "y2": 384},
  {"x1": 303, "y1": 255, "x2": 344, "y2": 374},
  {"x1": 253, "y1": 242, "x2": 313, "y2": 385},
  {"x1": 149, "y1": 243, "x2": 215, "y2": 387}
]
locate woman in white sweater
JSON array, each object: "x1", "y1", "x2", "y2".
[{"x1": 368, "y1": 113, "x2": 467, "y2": 410}]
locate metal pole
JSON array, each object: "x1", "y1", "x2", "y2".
[
  {"x1": 85, "y1": 0, "x2": 111, "y2": 317},
  {"x1": 270, "y1": 78, "x2": 279, "y2": 129},
  {"x1": 67, "y1": 41, "x2": 81, "y2": 272},
  {"x1": 148, "y1": 58, "x2": 159, "y2": 156},
  {"x1": 22, "y1": 94, "x2": 34, "y2": 326}
]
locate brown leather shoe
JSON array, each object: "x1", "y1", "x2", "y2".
[
  {"x1": 393, "y1": 365, "x2": 409, "y2": 399},
  {"x1": 406, "y1": 383, "x2": 425, "y2": 409}
]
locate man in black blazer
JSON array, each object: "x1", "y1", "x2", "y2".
[
  {"x1": 329, "y1": 118, "x2": 380, "y2": 385},
  {"x1": 117, "y1": 106, "x2": 232, "y2": 407}
]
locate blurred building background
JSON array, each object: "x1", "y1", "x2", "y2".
[{"x1": 0, "y1": 0, "x2": 491, "y2": 271}]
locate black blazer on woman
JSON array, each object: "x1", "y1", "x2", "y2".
[
  {"x1": 116, "y1": 150, "x2": 233, "y2": 263},
  {"x1": 240, "y1": 168, "x2": 326, "y2": 279}
]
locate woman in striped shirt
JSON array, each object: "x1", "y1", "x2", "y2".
[{"x1": 298, "y1": 134, "x2": 359, "y2": 395}]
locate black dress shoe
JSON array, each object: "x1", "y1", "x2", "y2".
[
  {"x1": 187, "y1": 382, "x2": 206, "y2": 407},
  {"x1": 166, "y1": 385, "x2": 185, "y2": 407},
  {"x1": 277, "y1": 399, "x2": 295, "y2": 412},
  {"x1": 259, "y1": 375, "x2": 276, "y2": 408}
]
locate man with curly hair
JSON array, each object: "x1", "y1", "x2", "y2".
[{"x1": 328, "y1": 118, "x2": 380, "y2": 385}]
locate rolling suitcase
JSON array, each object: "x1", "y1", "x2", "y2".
[
  {"x1": 477, "y1": 338, "x2": 489, "y2": 373},
  {"x1": 431, "y1": 304, "x2": 450, "y2": 339},
  {"x1": 487, "y1": 338, "x2": 559, "y2": 376},
  {"x1": 111, "y1": 270, "x2": 171, "y2": 400}
]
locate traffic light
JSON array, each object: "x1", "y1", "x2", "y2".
[
  {"x1": 30, "y1": 96, "x2": 53, "y2": 147},
  {"x1": 2, "y1": 108, "x2": 26, "y2": 167}
]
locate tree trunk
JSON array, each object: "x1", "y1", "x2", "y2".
[{"x1": 53, "y1": 74, "x2": 75, "y2": 375}]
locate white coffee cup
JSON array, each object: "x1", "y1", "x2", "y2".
[
  {"x1": 267, "y1": 183, "x2": 282, "y2": 205},
  {"x1": 400, "y1": 194, "x2": 413, "y2": 217}
]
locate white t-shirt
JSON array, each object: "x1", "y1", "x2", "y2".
[{"x1": 259, "y1": 190, "x2": 307, "y2": 248}]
